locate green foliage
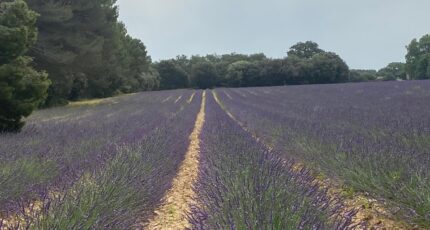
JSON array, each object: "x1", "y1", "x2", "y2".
[
  {"x1": 287, "y1": 41, "x2": 324, "y2": 59},
  {"x1": 0, "y1": 0, "x2": 38, "y2": 64},
  {"x1": 154, "y1": 53, "x2": 268, "y2": 89},
  {"x1": 120, "y1": 34, "x2": 152, "y2": 93},
  {"x1": 190, "y1": 61, "x2": 218, "y2": 89},
  {"x1": 307, "y1": 52, "x2": 349, "y2": 83},
  {"x1": 155, "y1": 60, "x2": 189, "y2": 90},
  {"x1": 25, "y1": 0, "x2": 153, "y2": 105},
  {"x1": 156, "y1": 44, "x2": 350, "y2": 89},
  {"x1": 139, "y1": 66, "x2": 160, "y2": 91},
  {"x1": 406, "y1": 34, "x2": 430, "y2": 80},
  {"x1": 210, "y1": 53, "x2": 267, "y2": 85},
  {"x1": 285, "y1": 42, "x2": 349, "y2": 84},
  {"x1": 0, "y1": 157, "x2": 58, "y2": 203},
  {"x1": 349, "y1": 69, "x2": 377, "y2": 82},
  {"x1": 258, "y1": 59, "x2": 287, "y2": 86},
  {"x1": 0, "y1": 0, "x2": 50, "y2": 132},
  {"x1": 378, "y1": 62, "x2": 406, "y2": 81},
  {"x1": 226, "y1": 60, "x2": 261, "y2": 87},
  {"x1": 37, "y1": 150, "x2": 146, "y2": 229}
]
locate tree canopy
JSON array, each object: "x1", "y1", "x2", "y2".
[
  {"x1": 190, "y1": 61, "x2": 218, "y2": 89},
  {"x1": 349, "y1": 69, "x2": 378, "y2": 82},
  {"x1": 287, "y1": 41, "x2": 324, "y2": 59},
  {"x1": 26, "y1": 0, "x2": 154, "y2": 106},
  {"x1": 0, "y1": 0, "x2": 50, "y2": 132},
  {"x1": 378, "y1": 62, "x2": 406, "y2": 81},
  {"x1": 155, "y1": 60, "x2": 189, "y2": 90},
  {"x1": 406, "y1": 34, "x2": 430, "y2": 80},
  {"x1": 153, "y1": 42, "x2": 351, "y2": 89}
]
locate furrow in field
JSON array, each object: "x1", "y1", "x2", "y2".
[
  {"x1": 223, "y1": 90, "x2": 233, "y2": 99},
  {"x1": 174, "y1": 95, "x2": 183, "y2": 103},
  {"x1": 162, "y1": 96, "x2": 172, "y2": 103},
  {"x1": 144, "y1": 91, "x2": 206, "y2": 230},
  {"x1": 187, "y1": 92, "x2": 196, "y2": 104},
  {"x1": 212, "y1": 90, "x2": 410, "y2": 230},
  {"x1": 0, "y1": 91, "x2": 194, "y2": 229}
]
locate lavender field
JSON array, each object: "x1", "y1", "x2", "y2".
[
  {"x1": 216, "y1": 80, "x2": 430, "y2": 228},
  {"x1": 0, "y1": 80, "x2": 429, "y2": 229},
  {"x1": 0, "y1": 90, "x2": 202, "y2": 228}
]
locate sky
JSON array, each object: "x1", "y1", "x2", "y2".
[{"x1": 117, "y1": 0, "x2": 430, "y2": 70}]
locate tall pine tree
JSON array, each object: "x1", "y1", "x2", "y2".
[
  {"x1": 0, "y1": 0, "x2": 50, "y2": 132},
  {"x1": 26, "y1": 0, "x2": 153, "y2": 105}
]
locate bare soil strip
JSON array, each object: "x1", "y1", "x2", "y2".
[
  {"x1": 212, "y1": 90, "x2": 410, "y2": 229},
  {"x1": 223, "y1": 90, "x2": 233, "y2": 100},
  {"x1": 144, "y1": 91, "x2": 206, "y2": 230},
  {"x1": 174, "y1": 95, "x2": 183, "y2": 104},
  {"x1": 162, "y1": 96, "x2": 172, "y2": 103},
  {"x1": 187, "y1": 92, "x2": 196, "y2": 104},
  {"x1": 245, "y1": 89, "x2": 259, "y2": 96}
]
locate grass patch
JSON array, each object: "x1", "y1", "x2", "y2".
[{"x1": 68, "y1": 98, "x2": 107, "y2": 107}]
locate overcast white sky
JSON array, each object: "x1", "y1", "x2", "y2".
[{"x1": 117, "y1": 0, "x2": 430, "y2": 70}]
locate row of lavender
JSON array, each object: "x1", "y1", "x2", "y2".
[
  {"x1": 0, "y1": 90, "x2": 201, "y2": 228},
  {"x1": 216, "y1": 80, "x2": 430, "y2": 227},
  {"x1": 189, "y1": 92, "x2": 352, "y2": 229}
]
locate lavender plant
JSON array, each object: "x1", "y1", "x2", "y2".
[
  {"x1": 216, "y1": 80, "x2": 430, "y2": 227},
  {"x1": 33, "y1": 93, "x2": 201, "y2": 229},
  {"x1": 189, "y1": 92, "x2": 346, "y2": 229},
  {"x1": 0, "y1": 90, "x2": 198, "y2": 227}
]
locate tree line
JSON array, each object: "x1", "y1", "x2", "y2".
[
  {"x1": 153, "y1": 42, "x2": 350, "y2": 90},
  {"x1": 349, "y1": 35, "x2": 430, "y2": 82},
  {"x1": 1, "y1": 0, "x2": 430, "y2": 132},
  {"x1": 153, "y1": 38, "x2": 430, "y2": 90}
]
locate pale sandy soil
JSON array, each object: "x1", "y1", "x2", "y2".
[
  {"x1": 142, "y1": 91, "x2": 206, "y2": 230},
  {"x1": 187, "y1": 92, "x2": 196, "y2": 104},
  {"x1": 174, "y1": 95, "x2": 183, "y2": 104}
]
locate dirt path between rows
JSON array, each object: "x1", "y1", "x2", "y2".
[
  {"x1": 144, "y1": 91, "x2": 206, "y2": 230},
  {"x1": 212, "y1": 90, "x2": 411, "y2": 230}
]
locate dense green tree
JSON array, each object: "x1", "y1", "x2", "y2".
[
  {"x1": 0, "y1": 0, "x2": 50, "y2": 132},
  {"x1": 101, "y1": 24, "x2": 151, "y2": 94},
  {"x1": 287, "y1": 41, "x2": 324, "y2": 59},
  {"x1": 174, "y1": 55, "x2": 192, "y2": 75},
  {"x1": 26, "y1": 0, "x2": 101, "y2": 104},
  {"x1": 308, "y1": 52, "x2": 349, "y2": 84},
  {"x1": 377, "y1": 62, "x2": 406, "y2": 81},
  {"x1": 239, "y1": 61, "x2": 261, "y2": 87},
  {"x1": 139, "y1": 66, "x2": 160, "y2": 91},
  {"x1": 160, "y1": 53, "x2": 268, "y2": 87},
  {"x1": 225, "y1": 61, "x2": 261, "y2": 87},
  {"x1": 283, "y1": 55, "x2": 308, "y2": 84},
  {"x1": 224, "y1": 62, "x2": 243, "y2": 87},
  {"x1": 190, "y1": 61, "x2": 218, "y2": 89},
  {"x1": 285, "y1": 42, "x2": 349, "y2": 84},
  {"x1": 122, "y1": 36, "x2": 153, "y2": 91},
  {"x1": 26, "y1": 0, "x2": 152, "y2": 105},
  {"x1": 206, "y1": 53, "x2": 266, "y2": 86},
  {"x1": 156, "y1": 45, "x2": 350, "y2": 89},
  {"x1": 0, "y1": 1, "x2": 36, "y2": 63},
  {"x1": 219, "y1": 53, "x2": 265, "y2": 76},
  {"x1": 258, "y1": 59, "x2": 287, "y2": 86},
  {"x1": 406, "y1": 34, "x2": 430, "y2": 80},
  {"x1": 349, "y1": 69, "x2": 377, "y2": 82},
  {"x1": 155, "y1": 60, "x2": 189, "y2": 90}
]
